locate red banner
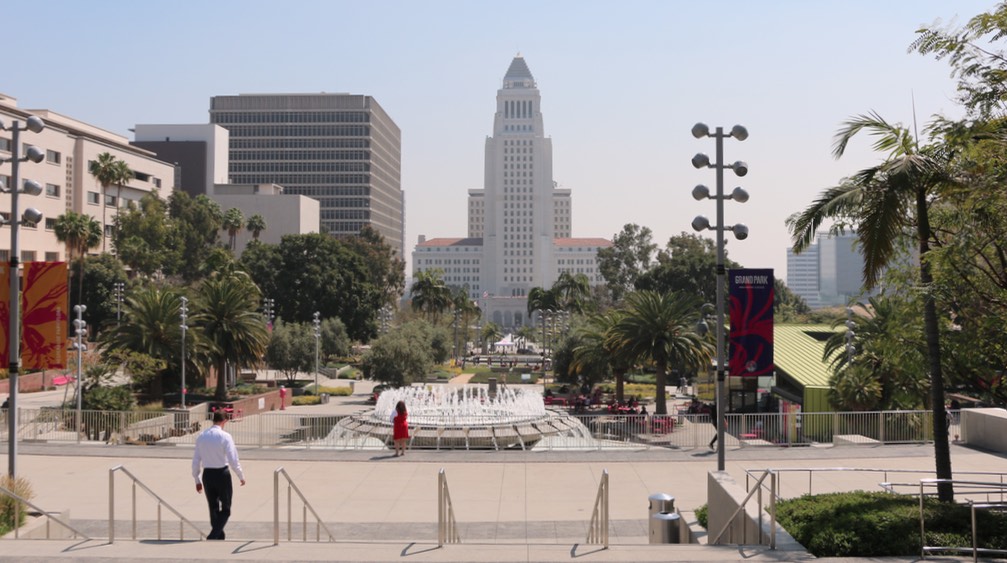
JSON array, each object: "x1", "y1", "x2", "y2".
[
  {"x1": 21, "y1": 261, "x2": 69, "y2": 370},
  {"x1": 0, "y1": 263, "x2": 8, "y2": 366}
]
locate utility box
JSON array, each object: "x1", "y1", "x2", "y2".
[{"x1": 650, "y1": 511, "x2": 681, "y2": 544}]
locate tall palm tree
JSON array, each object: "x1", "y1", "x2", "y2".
[
  {"x1": 89, "y1": 153, "x2": 131, "y2": 253},
  {"x1": 222, "y1": 208, "x2": 245, "y2": 251},
  {"x1": 194, "y1": 272, "x2": 269, "y2": 400},
  {"x1": 609, "y1": 290, "x2": 712, "y2": 415},
  {"x1": 573, "y1": 309, "x2": 633, "y2": 402},
  {"x1": 409, "y1": 269, "x2": 451, "y2": 323},
  {"x1": 53, "y1": 212, "x2": 102, "y2": 306},
  {"x1": 480, "y1": 322, "x2": 501, "y2": 354},
  {"x1": 111, "y1": 158, "x2": 133, "y2": 248},
  {"x1": 553, "y1": 271, "x2": 592, "y2": 314},
  {"x1": 788, "y1": 112, "x2": 957, "y2": 501},
  {"x1": 246, "y1": 214, "x2": 267, "y2": 241}
]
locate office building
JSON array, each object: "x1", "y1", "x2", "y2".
[{"x1": 208, "y1": 93, "x2": 404, "y2": 256}]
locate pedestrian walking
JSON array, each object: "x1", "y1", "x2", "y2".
[
  {"x1": 392, "y1": 400, "x2": 409, "y2": 456},
  {"x1": 192, "y1": 410, "x2": 245, "y2": 540},
  {"x1": 707, "y1": 402, "x2": 719, "y2": 450}
]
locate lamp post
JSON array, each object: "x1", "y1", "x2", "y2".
[
  {"x1": 179, "y1": 296, "x2": 189, "y2": 408},
  {"x1": 73, "y1": 305, "x2": 86, "y2": 444},
  {"x1": 690, "y1": 122, "x2": 749, "y2": 472},
  {"x1": 113, "y1": 281, "x2": 125, "y2": 326},
  {"x1": 452, "y1": 308, "x2": 461, "y2": 362},
  {"x1": 845, "y1": 307, "x2": 856, "y2": 366},
  {"x1": 263, "y1": 297, "x2": 274, "y2": 331},
  {"x1": 1, "y1": 114, "x2": 46, "y2": 478},
  {"x1": 313, "y1": 312, "x2": 320, "y2": 394}
]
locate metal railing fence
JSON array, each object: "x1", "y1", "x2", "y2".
[
  {"x1": 273, "y1": 467, "x2": 336, "y2": 544},
  {"x1": 108, "y1": 465, "x2": 205, "y2": 543},
  {"x1": 0, "y1": 407, "x2": 957, "y2": 451},
  {"x1": 437, "y1": 468, "x2": 461, "y2": 546},
  {"x1": 0, "y1": 482, "x2": 91, "y2": 540},
  {"x1": 585, "y1": 469, "x2": 609, "y2": 547}
]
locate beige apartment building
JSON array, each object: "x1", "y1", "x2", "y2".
[{"x1": 0, "y1": 94, "x2": 174, "y2": 263}]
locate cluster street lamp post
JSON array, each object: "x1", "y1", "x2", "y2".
[
  {"x1": 690, "y1": 122, "x2": 749, "y2": 472},
  {"x1": 2, "y1": 114, "x2": 47, "y2": 477},
  {"x1": 313, "y1": 312, "x2": 321, "y2": 394},
  {"x1": 845, "y1": 307, "x2": 856, "y2": 365},
  {"x1": 180, "y1": 297, "x2": 189, "y2": 408},
  {"x1": 263, "y1": 298, "x2": 274, "y2": 330},
  {"x1": 113, "y1": 282, "x2": 125, "y2": 326},
  {"x1": 73, "y1": 305, "x2": 86, "y2": 444}
]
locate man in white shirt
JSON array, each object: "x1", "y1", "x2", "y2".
[{"x1": 192, "y1": 410, "x2": 245, "y2": 540}]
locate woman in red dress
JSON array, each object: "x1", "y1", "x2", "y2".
[{"x1": 392, "y1": 401, "x2": 409, "y2": 457}]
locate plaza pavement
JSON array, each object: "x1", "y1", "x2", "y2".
[{"x1": 0, "y1": 377, "x2": 1003, "y2": 562}]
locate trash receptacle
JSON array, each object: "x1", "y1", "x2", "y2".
[
  {"x1": 320, "y1": 393, "x2": 330, "y2": 404},
  {"x1": 648, "y1": 493, "x2": 675, "y2": 518},
  {"x1": 649, "y1": 511, "x2": 681, "y2": 544}
]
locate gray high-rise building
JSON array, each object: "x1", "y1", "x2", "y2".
[{"x1": 208, "y1": 93, "x2": 404, "y2": 255}]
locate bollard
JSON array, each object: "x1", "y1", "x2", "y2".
[{"x1": 650, "y1": 511, "x2": 681, "y2": 544}]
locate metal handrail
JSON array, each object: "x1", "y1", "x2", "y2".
[
  {"x1": 272, "y1": 467, "x2": 336, "y2": 544},
  {"x1": 713, "y1": 469, "x2": 776, "y2": 548},
  {"x1": 437, "y1": 468, "x2": 460, "y2": 546},
  {"x1": 918, "y1": 478, "x2": 1007, "y2": 561},
  {"x1": 585, "y1": 469, "x2": 609, "y2": 548},
  {"x1": 746, "y1": 467, "x2": 1007, "y2": 500},
  {"x1": 0, "y1": 483, "x2": 91, "y2": 540},
  {"x1": 109, "y1": 465, "x2": 204, "y2": 543}
]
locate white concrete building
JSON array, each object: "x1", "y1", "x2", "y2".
[
  {"x1": 412, "y1": 56, "x2": 611, "y2": 328},
  {"x1": 0, "y1": 94, "x2": 174, "y2": 263},
  {"x1": 211, "y1": 183, "x2": 320, "y2": 254}
]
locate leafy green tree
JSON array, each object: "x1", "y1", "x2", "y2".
[
  {"x1": 573, "y1": 310, "x2": 633, "y2": 402},
  {"x1": 788, "y1": 113, "x2": 957, "y2": 501},
  {"x1": 89, "y1": 153, "x2": 132, "y2": 253},
  {"x1": 361, "y1": 321, "x2": 448, "y2": 385},
  {"x1": 54, "y1": 211, "x2": 102, "y2": 306},
  {"x1": 610, "y1": 290, "x2": 712, "y2": 414},
  {"x1": 264, "y1": 319, "x2": 314, "y2": 385},
  {"x1": 338, "y1": 225, "x2": 406, "y2": 307},
  {"x1": 194, "y1": 272, "x2": 269, "y2": 400},
  {"x1": 774, "y1": 278, "x2": 812, "y2": 322},
  {"x1": 246, "y1": 214, "x2": 267, "y2": 241},
  {"x1": 552, "y1": 271, "x2": 592, "y2": 314},
  {"x1": 410, "y1": 269, "x2": 452, "y2": 323},
  {"x1": 321, "y1": 317, "x2": 351, "y2": 360},
  {"x1": 75, "y1": 254, "x2": 128, "y2": 335},
  {"x1": 596, "y1": 223, "x2": 657, "y2": 304},
  {"x1": 635, "y1": 233, "x2": 739, "y2": 305},
  {"x1": 169, "y1": 192, "x2": 223, "y2": 282},
  {"x1": 113, "y1": 193, "x2": 179, "y2": 277},
  {"x1": 222, "y1": 207, "x2": 245, "y2": 251}
]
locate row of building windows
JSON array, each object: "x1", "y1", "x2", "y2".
[
  {"x1": 231, "y1": 138, "x2": 370, "y2": 149},
  {"x1": 231, "y1": 150, "x2": 370, "y2": 161},
  {"x1": 213, "y1": 112, "x2": 369, "y2": 124},
  {"x1": 504, "y1": 140, "x2": 534, "y2": 146},
  {"x1": 231, "y1": 174, "x2": 370, "y2": 185},
  {"x1": 320, "y1": 209, "x2": 370, "y2": 220},
  {"x1": 224, "y1": 125, "x2": 370, "y2": 137},
  {"x1": 503, "y1": 125, "x2": 533, "y2": 133},
  {"x1": 0, "y1": 250, "x2": 56, "y2": 262},
  {"x1": 283, "y1": 186, "x2": 370, "y2": 197},
  {"x1": 229, "y1": 162, "x2": 370, "y2": 173}
]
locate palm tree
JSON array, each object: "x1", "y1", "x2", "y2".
[
  {"x1": 609, "y1": 291, "x2": 712, "y2": 415},
  {"x1": 246, "y1": 214, "x2": 267, "y2": 241},
  {"x1": 553, "y1": 271, "x2": 592, "y2": 314},
  {"x1": 100, "y1": 287, "x2": 194, "y2": 399},
  {"x1": 222, "y1": 208, "x2": 245, "y2": 251},
  {"x1": 53, "y1": 212, "x2": 102, "y2": 306},
  {"x1": 194, "y1": 272, "x2": 270, "y2": 400},
  {"x1": 573, "y1": 309, "x2": 633, "y2": 402},
  {"x1": 480, "y1": 322, "x2": 501, "y2": 354},
  {"x1": 111, "y1": 158, "x2": 133, "y2": 248},
  {"x1": 788, "y1": 112, "x2": 957, "y2": 501},
  {"x1": 409, "y1": 269, "x2": 451, "y2": 323},
  {"x1": 89, "y1": 153, "x2": 131, "y2": 253}
]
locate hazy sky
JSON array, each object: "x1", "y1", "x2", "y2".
[{"x1": 4, "y1": 1, "x2": 996, "y2": 279}]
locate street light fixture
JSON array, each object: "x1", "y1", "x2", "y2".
[
  {"x1": 113, "y1": 282, "x2": 125, "y2": 326},
  {"x1": 180, "y1": 296, "x2": 189, "y2": 408},
  {"x1": 263, "y1": 298, "x2": 274, "y2": 330},
  {"x1": 0, "y1": 114, "x2": 46, "y2": 477},
  {"x1": 690, "y1": 122, "x2": 749, "y2": 472},
  {"x1": 73, "y1": 305, "x2": 86, "y2": 444},
  {"x1": 313, "y1": 312, "x2": 321, "y2": 394},
  {"x1": 845, "y1": 307, "x2": 856, "y2": 365}
]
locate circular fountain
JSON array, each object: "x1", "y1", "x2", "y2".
[{"x1": 327, "y1": 385, "x2": 594, "y2": 450}]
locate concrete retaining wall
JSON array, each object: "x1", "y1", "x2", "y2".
[
  {"x1": 706, "y1": 470, "x2": 805, "y2": 551},
  {"x1": 961, "y1": 408, "x2": 1007, "y2": 452}
]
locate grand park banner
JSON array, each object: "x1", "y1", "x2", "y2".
[
  {"x1": 0, "y1": 261, "x2": 69, "y2": 369},
  {"x1": 728, "y1": 268, "x2": 774, "y2": 378}
]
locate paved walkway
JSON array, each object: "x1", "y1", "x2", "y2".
[{"x1": 1, "y1": 381, "x2": 1003, "y2": 561}]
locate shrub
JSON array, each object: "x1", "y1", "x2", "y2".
[
  {"x1": 291, "y1": 396, "x2": 320, "y2": 406},
  {"x1": 776, "y1": 491, "x2": 1007, "y2": 557},
  {"x1": 695, "y1": 504, "x2": 708, "y2": 529},
  {"x1": 0, "y1": 475, "x2": 34, "y2": 532},
  {"x1": 315, "y1": 386, "x2": 353, "y2": 396}
]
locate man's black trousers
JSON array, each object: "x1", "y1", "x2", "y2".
[{"x1": 202, "y1": 467, "x2": 233, "y2": 539}]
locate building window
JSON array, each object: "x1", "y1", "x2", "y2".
[
  {"x1": 45, "y1": 252, "x2": 59, "y2": 262},
  {"x1": 104, "y1": 225, "x2": 112, "y2": 237},
  {"x1": 21, "y1": 250, "x2": 36, "y2": 262},
  {"x1": 45, "y1": 183, "x2": 60, "y2": 197},
  {"x1": 87, "y1": 191, "x2": 100, "y2": 205},
  {"x1": 45, "y1": 218, "x2": 56, "y2": 231},
  {"x1": 46, "y1": 150, "x2": 61, "y2": 164},
  {"x1": 105, "y1": 194, "x2": 117, "y2": 207},
  {"x1": 0, "y1": 250, "x2": 8, "y2": 261},
  {"x1": 0, "y1": 138, "x2": 10, "y2": 153}
]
